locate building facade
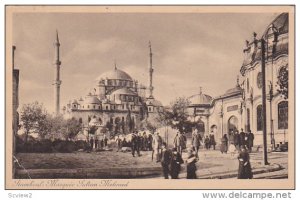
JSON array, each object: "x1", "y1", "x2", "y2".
[
  {"x1": 63, "y1": 44, "x2": 163, "y2": 137},
  {"x1": 187, "y1": 13, "x2": 289, "y2": 146}
]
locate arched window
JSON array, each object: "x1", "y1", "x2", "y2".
[
  {"x1": 228, "y1": 116, "x2": 238, "y2": 133},
  {"x1": 257, "y1": 105, "x2": 263, "y2": 131},
  {"x1": 278, "y1": 101, "x2": 288, "y2": 129}
]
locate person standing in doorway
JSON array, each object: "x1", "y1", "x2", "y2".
[
  {"x1": 209, "y1": 133, "x2": 216, "y2": 150},
  {"x1": 240, "y1": 128, "x2": 246, "y2": 146},
  {"x1": 247, "y1": 130, "x2": 255, "y2": 152}
]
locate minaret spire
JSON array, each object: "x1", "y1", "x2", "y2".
[
  {"x1": 148, "y1": 41, "x2": 154, "y2": 98},
  {"x1": 114, "y1": 60, "x2": 117, "y2": 70},
  {"x1": 199, "y1": 86, "x2": 202, "y2": 95},
  {"x1": 53, "y1": 30, "x2": 62, "y2": 115}
]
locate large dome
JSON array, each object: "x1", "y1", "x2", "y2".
[
  {"x1": 111, "y1": 87, "x2": 137, "y2": 96},
  {"x1": 188, "y1": 93, "x2": 213, "y2": 105},
  {"x1": 224, "y1": 85, "x2": 242, "y2": 96},
  {"x1": 96, "y1": 68, "x2": 133, "y2": 81}
]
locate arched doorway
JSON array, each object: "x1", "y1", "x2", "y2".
[
  {"x1": 210, "y1": 125, "x2": 217, "y2": 134},
  {"x1": 228, "y1": 115, "x2": 238, "y2": 133},
  {"x1": 195, "y1": 119, "x2": 205, "y2": 138}
]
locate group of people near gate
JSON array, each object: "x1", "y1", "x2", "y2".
[
  {"x1": 115, "y1": 131, "x2": 154, "y2": 157},
  {"x1": 155, "y1": 130, "x2": 200, "y2": 179},
  {"x1": 89, "y1": 135, "x2": 109, "y2": 150},
  {"x1": 220, "y1": 128, "x2": 255, "y2": 155}
]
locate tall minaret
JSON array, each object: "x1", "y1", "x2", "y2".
[
  {"x1": 148, "y1": 41, "x2": 154, "y2": 98},
  {"x1": 53, "y1": 30, "x2": 62, "y2": 114}
]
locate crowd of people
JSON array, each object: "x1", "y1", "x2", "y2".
[
  {"x1": 220, "y1": 128, "x2": 255, "y2": 155},
  {"x1": 87, "y1": 128, "x2": 253, "y2": 179}
]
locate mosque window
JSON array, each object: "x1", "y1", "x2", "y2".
[
  {"x1": 278, "y1": 101, "x2": 288, "y2": 129},
  {"x1": 73, "y1": 105, "x2": 76, "y2": 108},
  {"x1": 87, "y1": 105, "x2": 90, "y2": 109},
  {"x1": 257, "y1": 72, "x2": 263, "y2": 89},
  {"x1": 256, "y1": 105, "x2": 263, "y2": 131},
  {"x1": 106, "y1": 105, "x2": 109, "y2": 110},
  {"x1": 98, "y1": 106, "x2": 101, "y2": 109},
  {"x1": 93, "y1": 105, "x2": 95, "y2": 109}
]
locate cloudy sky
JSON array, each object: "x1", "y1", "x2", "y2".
[{"x1": 12, "y1": 11, "x2": 279, "y2": 113}]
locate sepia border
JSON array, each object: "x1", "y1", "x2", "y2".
[{"x1": 5, "y1": 5, "x2": 295, "y2": 190}]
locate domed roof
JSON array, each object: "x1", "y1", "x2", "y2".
[
  {"x1": 111, "y1": 87, "x2": 137, "y2": 96},
  {"x1": 188, "y1": 93, "x2": 213, "y2": 105},
  {"x1": 146, "y1": 97, "x2": 163, "y2": 107},
  {"x1": 96, "y1": 68, "x2": 133, "y2": 81},
  {"x1": 224, "y1": 85, "x2": 242, "y2": 96},
  {"x1": 84, "y1": 95, "x2": 101, "y2": 104},
  {"x1": 262, "y1": 13, "x2": 288, "y2": 38}
]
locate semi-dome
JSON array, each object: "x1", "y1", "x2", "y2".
[
  {"x1": 96, "y1": 68, "x2": 133, "y2": 81},
  {"x1": 84, "y1": 95, "x2": 101, "y2": 104},
  {"x1": 188, "y1": 93, "x2": 213, "y2": 105},
  {"x1": 111, "y1": 87, "x2": 137, "y2": 96}
]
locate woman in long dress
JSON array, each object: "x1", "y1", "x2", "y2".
[
  {"x1": 237, "y1": 145, "x2": 253, "y2": 179},
  {"x1": 220, "y1": 134, "x2": 228, "y2": 154}
]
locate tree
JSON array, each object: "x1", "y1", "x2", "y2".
[
  {"x1": 163, "y1": 97, "x2": 195, "y2": 133},
  {"x1": 277, "y1": 64, "x2": 288, "y2": 100},
  {"x1": 20, "y1": 101, "x2": 47, "y2": 143},
  {"x1": 37, "y1": 114, "x2": 53, "y2": 139},
  {"x1": 64, "y1": 118, "x2": 82, "y2": 140}
]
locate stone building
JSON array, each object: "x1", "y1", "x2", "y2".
[
  {"x1": 64, "y1": 43, "x2": 163, "y2": 137},
  {"x1": 187, "y1": 13, "x2": 289, "y2": 146}
]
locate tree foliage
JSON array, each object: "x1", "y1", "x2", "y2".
[
  {"x1": 20, "y1": 101, "x2": 47, "y2": 143},
  {"x1": 162, "y1": 97, "x2": 196, "y2": 133}
]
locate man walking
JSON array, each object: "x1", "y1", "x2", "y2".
[
  {"x1": 152, "y1": 132, "x2": 163, "y2": 162},
  {"x1": 161, "y1": 142, "x2": 172, "y2": 179},
  {"x1": 192, "y1": 128, "x2": 202, "y2": 158}
]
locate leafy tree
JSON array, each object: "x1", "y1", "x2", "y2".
[
  {"x1": 277, "y1": 64, "x2": 288, "y2": 99},
  {"x1": 163, "y1": 97, "x2": 196, "y2": 133},
  {"x1": 20, "y1": 101, "x2": 47, "y2": 143},
  {"x1": 64, "y1": 118, "x2": 82, "y2": 140}
]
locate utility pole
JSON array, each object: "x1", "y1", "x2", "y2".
[{"x1": 260, "y1": 38, "x2": 269, "y2": 165}]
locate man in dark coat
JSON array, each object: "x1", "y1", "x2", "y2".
[
  {"x1": 161, "y1": 142, "x2": 172, "y2": 179},
  {"x1": 239, "y1": 128, "x2": 246, "y2": 146},
  {"x1": 131, "y1": 133, "x2": 137, "y2": 157},
  {"x1": 94, "y1": 137, "x2": 98, "y2": 149},
  {"x1": 186, "y1": 148, "x2": 197, "y2": 179},
  {"x1": 170, "y1": 148, "x2": 184, "y2": 179},
  {"x1": 90, "y1": 137, "x2": 94, "y2": 149},
  {"x1": 209, "y1": 133, "x2": 216, "y2": 150},
  {"x1": 237, "y1": 145, "x2": 253, "y2": 179},
  {"x1": 192, "y1": 129, "x2": 202, "y2": 158},
  {"x1": 234, "y1": 131, "x2": 241, "y2": 150},
  {"x1": 247, "y1": 130, "x2": 255, "y2": 152}
]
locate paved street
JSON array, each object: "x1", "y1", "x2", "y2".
[{"x1": 15, "y1": 147, "x2": 288, "y2": 179}]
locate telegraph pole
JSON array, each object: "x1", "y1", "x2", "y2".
[{"x1": 260, "y1": 38, "x2": 269, "y2": 165}]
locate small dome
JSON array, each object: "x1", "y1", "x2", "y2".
[
  {"x1": 84, "y1": 96, "x2": 101, "y2": 104},
  {"x1": 111, "y1": 88, "x2": 137, "y2": 96},
  {"x1": 224, "y1": 85, "x2": 242, "y2": 96},
  {"x1": 96, "y1": 68, "x2": 133, "y2": 81},
  {"x1": 188, "y1": 93, "x2": 212, "y2": 105},
  {"x1": 72, "y1": 99, "x2": 78, "y2": 104},
  {"x1": 146, "y1": 97, "x2": 163, "y2": 107},
  {"x1": 89, "y1": 117, "x2": 101, "y2": 126}
]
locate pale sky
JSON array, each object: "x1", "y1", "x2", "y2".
[{"x1": 12, "y1": 12, "x2": 279, "y2": 113}]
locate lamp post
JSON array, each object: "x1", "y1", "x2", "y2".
[{"x1": 267, "y1": 81, "x2": 275, "y2": 150}]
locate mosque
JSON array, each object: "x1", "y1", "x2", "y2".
[
  {"x1": 62, "y1": 42, "x2": 163, "y2": 136},
  {"x1": 186, "y1": 13, "x2": 289, "y2": 146}
]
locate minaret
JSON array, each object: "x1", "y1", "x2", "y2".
[
  {"x1": 53, "y1": 30, "x2": 62, "y2": 114},
  {"x1": 148, "y1": 41, "x2": 154, "y2": 98}
]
